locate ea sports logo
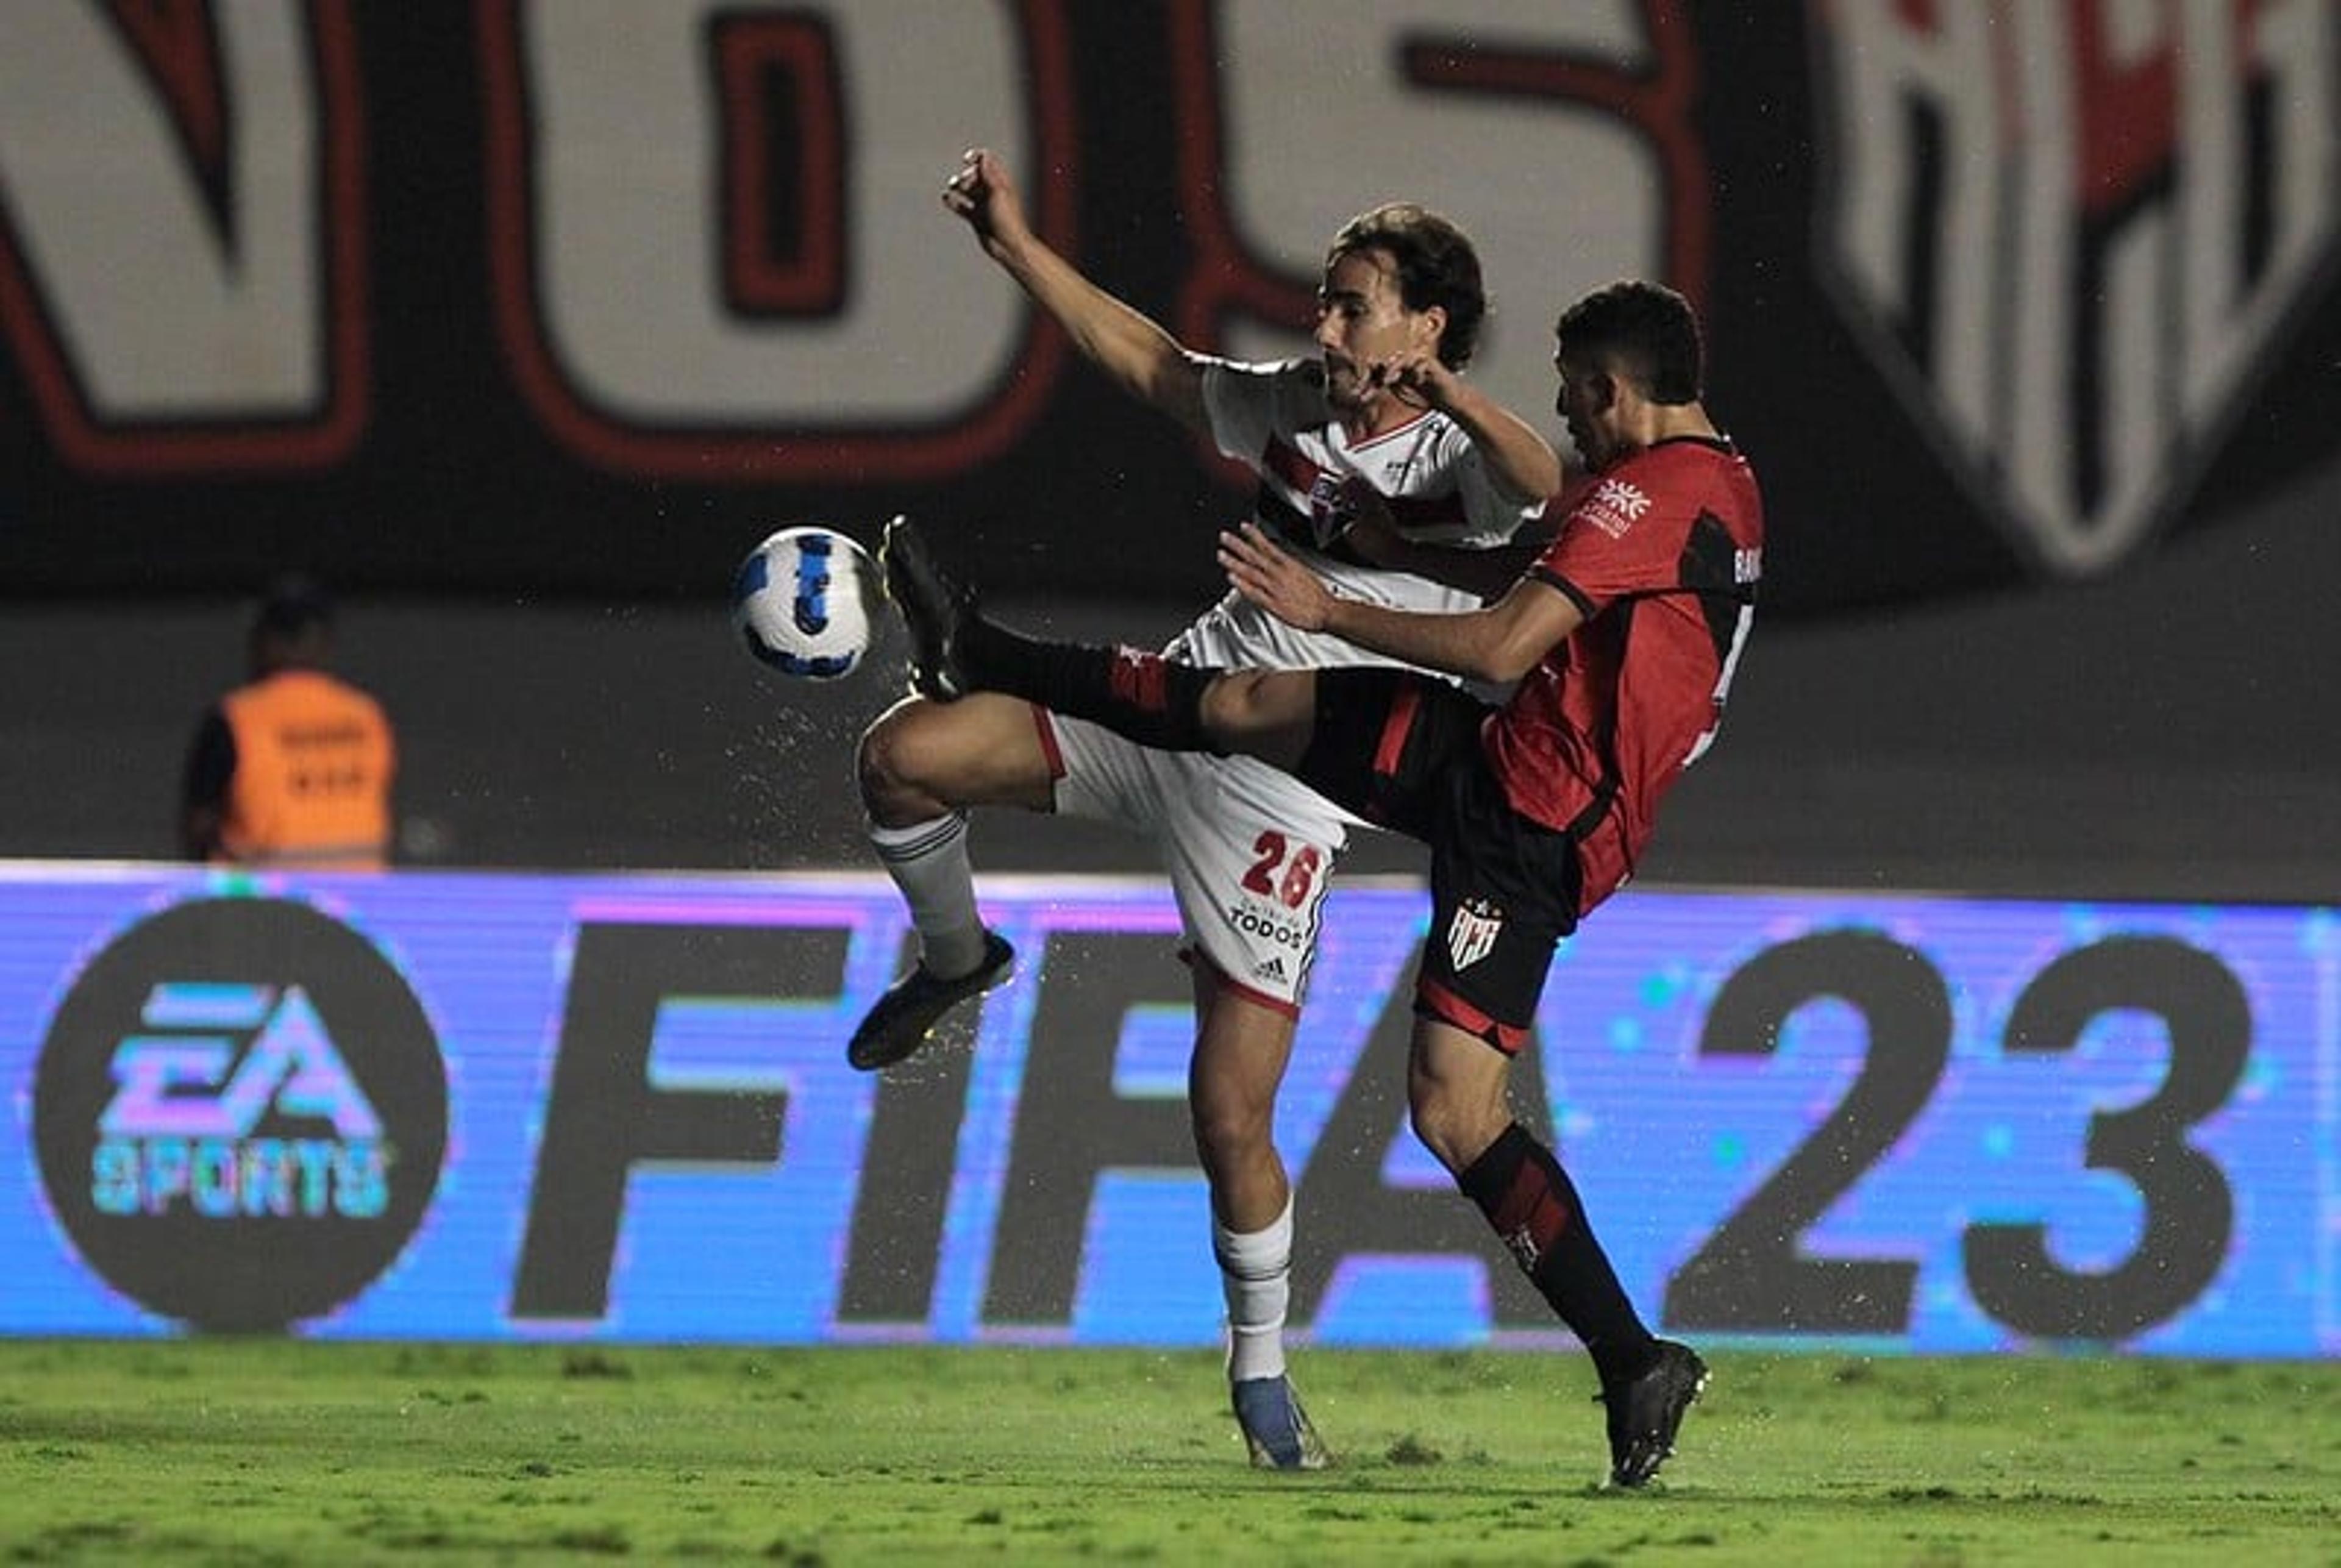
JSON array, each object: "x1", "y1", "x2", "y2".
[{"x1": 32, "y1": 897, "x2": 447, "y2": 1331}]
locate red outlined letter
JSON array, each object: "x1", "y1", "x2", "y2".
[
  {"x1": 479, "y1": 0, "x2": 1078, "y2": 482},
  {"x1": 1167, "y1": 0, "x2": 1708, "y2": 463},
  {"x1": 0, "y1": 0, "x2": 368, "y2": 474}
]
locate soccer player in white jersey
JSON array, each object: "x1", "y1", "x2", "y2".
[{"x1": 849, "y1": 147, "x2": 1559, "y2": 1468}]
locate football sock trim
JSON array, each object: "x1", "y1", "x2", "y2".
[
  {"x1": 1214, "y1": 1195, "x2": 1294, "y2": 1384},
  {"x1": 868, "y1": 811, "x2": 989, "y2": 979}
]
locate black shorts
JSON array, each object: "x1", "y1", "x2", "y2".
[{"x1": 1297, "y1": 668, "x2": 1583, "y2": 1054}]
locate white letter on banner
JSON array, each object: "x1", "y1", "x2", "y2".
[
  {"x1": 0, "y1": 1, "x2": 354, "y2": 452},
  {"x1": 1181, "y1": 1, "x2": 1680, "y2": 430},
  {"x1": 513, "y1": 0, "x2": 1036, "y2": 432}
]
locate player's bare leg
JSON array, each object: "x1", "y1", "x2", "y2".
[
  {"x1": 849, "y1": 694, "x2": 1051, "y2": 1070},
  {"x1": 1411, "y1": 1019, "x2": 1705, "y2": 1487},
  {"x1": 1189, "y1": 971, "x2": 1325, "y2": 1469}
]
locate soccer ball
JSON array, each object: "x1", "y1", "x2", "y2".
[{"x1": 730, "y1": 526, "x2": 883, "y2": 680}]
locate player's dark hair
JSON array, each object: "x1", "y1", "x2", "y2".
[
  {"x1": 251, "y1": 573, "x2": 335, "y2": 643},
  {"x1": 1555, "y1": 280, "x2": 1703, "y2": 404},
  {"x1": 1328, "y1": 203, "x2": 1486, "y2": 370}
]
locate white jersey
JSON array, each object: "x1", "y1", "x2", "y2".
[
  {"x1": 1044, "y1": 354, "x2": 1544, "y2": 1013},
  {"x1": 1169, "y1": 357, "x2": 1544, "y2": 671}
]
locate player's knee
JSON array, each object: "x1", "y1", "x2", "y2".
[
  {"x1": 1198, "y1": 671, "x2": 1261, "y2": 738},
  {"x1": 1189, "y1": 1053, "x2": 1277, "y2": 1177},
  {"x1": 1406, "y1": 1066, "x2": 1506, "y2": 1177},
  {"x1": 1190, "y1": 1093, "x2": 1273, "y2": 1178},
  {"x1": 1406, "y1": 1093, "x2": 1468, "y2": 1174},
  {"x1": 1199, "y1": 670, "x2": 1309, "y2": 758},
  {"x1": 857, "y1": 699, "x2": 949, "y2": 818}
]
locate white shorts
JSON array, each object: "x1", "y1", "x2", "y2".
[{"x1": 1037, "y1": 708, "x2": 1353, "y2": 1014}]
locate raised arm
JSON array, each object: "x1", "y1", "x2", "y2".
[
  {"x1": 944, "y1": 148, "x2": 1208, "y2": 434},
  {"x1": 1367, "y1": 351, "x2": 1562, "y2": 506}
]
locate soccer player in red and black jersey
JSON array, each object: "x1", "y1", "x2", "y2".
[{"x1": 885, "y1": 278, "x2": 1761, "y2": 1488}]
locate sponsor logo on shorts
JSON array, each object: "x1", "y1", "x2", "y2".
[
  {"x1": 1253, "y1": 955, "x2": 1288, "y2": 985},
  {"x1": 1224, "y1": 901, "x2": 1309, "y2": 951},
  {"x1": 1448, "y1": 899, "x2": 1504, "y2": 972}
]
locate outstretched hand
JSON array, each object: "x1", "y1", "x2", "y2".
[
  {"x1": 1219, "y1": 523, "x2": 1336, "y2": 632},
  {"x1": 941, "y1": 147, "x2": 1030, "y2": 260}
]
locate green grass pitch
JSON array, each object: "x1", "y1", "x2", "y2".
[{"x1": 2, "y1": 1340, "x2": 2336, "y2": 1565}]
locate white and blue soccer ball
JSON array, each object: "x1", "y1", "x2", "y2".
[{"x1": 730, "y1": 525, "x2": 883, "y2": 680}]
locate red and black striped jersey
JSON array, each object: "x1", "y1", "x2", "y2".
[{"x1": 1486, "y1": 435, "x2": 1764, "y2": 913}]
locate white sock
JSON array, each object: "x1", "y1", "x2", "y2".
[
  {"x1": 868, "y1": 812, "x2": 988, "y2": 978},
  {"x1": 1214, "y1": 1196, "x2": 1294, "y2": 1384}
]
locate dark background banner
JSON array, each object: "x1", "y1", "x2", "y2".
[{"x1": 5, "y1": 1, "x2": 2335, "y2": 615}]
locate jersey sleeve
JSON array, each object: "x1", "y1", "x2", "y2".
[
  {"x1": 1200, "y1": 358, "x2": 1325, "y2": 471},
  {"x1": 1422, "y1": 417, "x2": 1547, "y2": 546},
  {"x1": 1530, "y1": 459, "x2": 1689, "y2": 616}
]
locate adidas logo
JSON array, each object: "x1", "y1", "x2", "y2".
[{"x1": 1254, "y1": 956, "x2": 1288, "y2": 983}]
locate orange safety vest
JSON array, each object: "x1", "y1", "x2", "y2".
[{"x1": 216, "y1": 669, "x2": 396, "y2": 869}]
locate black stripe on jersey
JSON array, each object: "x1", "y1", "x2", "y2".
[
  {"x1": 1253, "y1": 481, "x2": 1374, "y2": 568},
  {"x1": 1529, "y1": 565, "x2": 1598, "y2": 619},
  {"x1": 1679, "y1": 510, "x2": 1753, "y2": 660},
  {"x1": 1254, "y1": 481, "x2": 1317, "y2": 551},
  {"x1": 1386, "y1": 490, "x2": 1467, "y2": 532},
  {"x1": 1263, "y1": 437, "x2": 1323, "y2": 497}
]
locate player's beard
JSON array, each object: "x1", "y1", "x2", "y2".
[
  {"x1": 1564, "y1": 415, "x2": 1608, "y2": 471},
  {"x1": 1319, "y1": 356, "x2": 1369, "y2": 415}
]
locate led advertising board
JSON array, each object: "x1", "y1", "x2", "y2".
[{"x1": 2, "y1": 865, "x2": 2331, "y2": 1353}]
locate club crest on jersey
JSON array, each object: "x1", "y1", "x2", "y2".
[
  {"x1": 1810, "y1": 1, "x2": 2340, "y2": 579},
  {"x1": 1306, "y1": 473, "x2": 1350, "y2": 548},
  {"x1": 1447, "y1": 899, "x2": 1504, "y2": 972}
]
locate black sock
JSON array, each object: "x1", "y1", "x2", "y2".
[
  {"x1": 966, "y1": 618, "x2": 1221, "y2": 754},
  {"x1": 1457, "y1": 1122, "x2": 1656, "y2": 1388}
]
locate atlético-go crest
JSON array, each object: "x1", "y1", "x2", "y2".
[
  {"x1": 1809, "y1": 0, "x2": 2340, "y2": 580},
  {"x1": 1448, "y1": 898, "x2": 1505, "y2": 972}
]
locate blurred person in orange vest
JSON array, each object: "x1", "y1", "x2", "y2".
[{"x1": 179, "y1": 575, "x2": 397, "y2": 869}]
